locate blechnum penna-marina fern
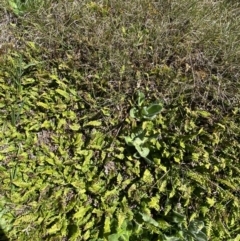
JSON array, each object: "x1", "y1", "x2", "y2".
[
  {"x1": 121, "y1": 91, "x2": 208, "y2": 241},
  {"x1": 0, "y1": 49, "x2": 239, "y2": 240},
  {"x1": 122, "y1": 91, "x2": 239, "y2": 240}
]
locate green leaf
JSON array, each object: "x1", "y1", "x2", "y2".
[
  {"x1": 196, "y1": 110, "x2": 211, "y2": 118},
  {"x1": 159, "y1": 180, "x2": 167, "y2": 192},
  {"x1": 108, "y1": 233, "x2": 121, "y2": 241},
  {"x1": 57, "y1": 118, "x2": 66, "y2": 129},
  {"x1": 179, "y1": 140, "x2": 185, "y2": 149},
  {"x1": 135, "y1": 145, "x2": 150, "y2": 158},
  {"x1": 37, "y1": 102, "x2": 49, "y2": 109},
  {"x1": 73, "y1": 206, "x2": 91, "y2": 220},
  {"x1": 216, "y1": 123, "x2": 225, "y2": 130},
  {"x1": 142, "y1": 169, "x2": 154, "y2": 184},
  {"x1": 188, "y1": 220, "x2": 205, "y2": 234},
  {"x1": 12, "y1": 180, "x2": 31, "y2": 188},
  {"x1": 171, "y1": 210, "x2": 185, "y2": 224},
  {"x1": 56, "y1": 88, "x2": 70, "y2": 100},
  {"x1": 48, "y1": 221, "x2": 62, "y2": 235},
  {"x1": 23, "y1": 62, "x2": 38, "y2": 70},
  {"x1": 84, "y1": 218, "x2": 95, "y2": 230},
  {"x1": 137, "y1": 91, "x2": 145, "y2": 107},
  {"x1": 9, "y1": 0, "x2": 18, "y2": 10},
  {"x1": 163, "y1": 235, "x2": 180, "y2": 241},
  {"x1": 217, "y1": 178, "x2": 237, "y2": 191},
  {"x1": 193, "y1": 231, "x2": 208, "y2": 241},
  {"x1": 130, "y1": 107, "x2": 139, "y2": 119},
  {"x1": 142, "y1": 102, "x2": 163, "y2": 118},
  {"x1": 45, "y1": 158, "x2": 55, "y2": 165},
  {"x1": 29, "y1": 123, "x2": 40, "y2": 131},
  {"x1": 9, "y1": 0, "x2": 21, "y2": 15},
  {"x1": 173, "y1": 156, "x2": 181, "y2": 163},
  {"x1": 124, "y1": 136, "x2": 134, "y2": 146},
  {"x1": 148, "y1": 196, "x2": 160, "y2": 211},
  {"x1": 83, "y1": 230, "x2": 90, "y2": 240},
  {"x1": 69, "y1": 123, "x2": 81, "y2": 131},
  {"x1": 89, "y1": 131, "x2": 105, "y2": 149},
  {"x1": 74, "y1": 133, "x2": 84, "y2": 147},
  {"x1": 134, "y1": 137, "x2": 146, "y2": 146},
  {"x1": 99, "y1": 107, "x2": 110, "y2": 117},
  {"x1": 41, "y1": 120, "x2": 52, "y2": 128},
  {"x1": 114, "y1": 153, "x2": 124, "y2": 160},
  {"x1": 0, "y1": 103, "x2": 5, "y2": 108},
  {"x1": 83, "y1": 120, "x2": 102, "y2": 127},
  {"x1": 206, "y1": 197, "x2": 215, "y2": 207},
  {"x1": 104, "y1": 216, "x2": 111, "y2": 233},
  {"x1": 22, "y1": 78, "x2": 36, "y2": 85},
  {"x1": 88, "y1": 181, "x2": 105, "y2": 194},
  {"x1": 140, "y1": 212, "x2": 159, "y2": 227}
]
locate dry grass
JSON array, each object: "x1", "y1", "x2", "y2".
[{"x1": 1, "y1": 0, "x2": 240, "y2": 113}]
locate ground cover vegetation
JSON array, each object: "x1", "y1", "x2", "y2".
[{"x1": 0, "y1": 0, "x2": 240, "y2": 240}]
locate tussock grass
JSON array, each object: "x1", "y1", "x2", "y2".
[{"x1": 1, "y1": 0, "x2": 240, "y2": 110}]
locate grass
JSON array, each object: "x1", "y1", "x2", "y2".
[{"x1": 0, "y1": 0, "x2": 240, "y2": 240}]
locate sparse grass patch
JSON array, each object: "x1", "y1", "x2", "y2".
[{"x1": 0, "y1": 0, "x2": 240, "y2": 240}]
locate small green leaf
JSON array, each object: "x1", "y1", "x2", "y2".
[
  {"x1": 29, "y1": 123, "x2": 40, "y2": 131},
  {"x1": 73, "y1": 206, "x2": 91, "y2": 220},
  {"x1": 137, "y1": 91, "x2": 145, "y2": 107},
  {"x1": 148, "y1": 196, "x2": 160, "y2": 211},
  {"x1": 206, "y1": 197, "x2": 215, "y2": 207},
  {"x1": 108, "y1": 233, "x2": 121, "y2": 241},
  {"x1": 83, "y1": 120, "x2": 102, "y2": 127},
  {"x1": 130, "y1": 107, "x2": 139, "y2": 119},
  {"x1": 163, "y1": 236, "x2": 180, "y2": 241},
  {"x1": 23, "y1": 62, "x2": 37, "y2": 70},
  {"x1": 69, "y1": 123, "x2": 81, "y2": 131},
  {"x1": 174, "y1": 156, "x2": 181, "y2": 163},
  {"x1": 88, "y1": 181, "x2": 105, "y2": 194},
  {"x1": 56, "y1": 89, "x2": 70, "y2": 100},
  {"x1": 179, "y1": 140, "x2": 185, "y2": 148},
  {"x1": 188, "y1": 221, "x2": 207, "y2": 241},
  {"x1": 12, "y1": 181, "x2": 31, "y2": 188},
  {"x1": 41, "y1": 120, "x2": 52, "y2": 128},
  {"x1": 57, "y1": 119, "x2": 66, "y2": 129},
  {"x1": 37, "y1": 102, "x2": 49, "y2": 109},
  {"x1": 48, "y1": 222, "x2": 62, "y2": 235},
  {"x1": 84, "y1": 218, "x2": 95, "y2": 230},
  {"x1": 9, "y1": 1, "x2": 18, "y2": 10},
  {"x1": 135, "y1": 145, "x2": 150, "y2": 158},
  {"x1": 189, "y1": 220, "x2": 205, "y2": 233},
  {"x1": 142, "y1": 103, "x2": 162, "y2": 119},
  {"x1": 74, "y1": 133, "x2": 84, "y2": 147},
  {"x1": 171, "y1": 210, "x2": 185, "y2": 224},
  {"x1": 101, "y1": 107, "x2": 111, "y2": 116},
  {"x1": 45, "y1": 158, "x2": 55, "y2": 166},
  {"x1": 197, "y1": 110, "x2": 211, "y2": 118},
  {"x1": 142, "y1": 169, "x2": 154, "y2": 184},
  {"x1": 104, "y1": 216, "x2": 111, "y2": 233},
  {"x1": 120, "y1": 64, "x2": 125, "y2": 76},
  {"x1": 114, "y1": 153, "x2": 124, "y2": 159},
  {"x1": 22, "y1": 78, "x2": 36, "y2": 85},
  {"x1": 216, "y1": 123, "x2": 225, "y2": 130},
  {"x1": 194, "y1": 231, "x2": 208, "y2": 241},
  {"x1": 159, "y1": 180, "x2": 167, "y2": 192},
  {"x1": 124, "y1": 136, "x2": 134, "y2": 146},
  {"x1": 140, "y1": 212, "x2": 159, "y2": 227}
]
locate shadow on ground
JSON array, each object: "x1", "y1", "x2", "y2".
[{"x1": 0, "y1": 227, "x2": 9, "y2": 241}]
